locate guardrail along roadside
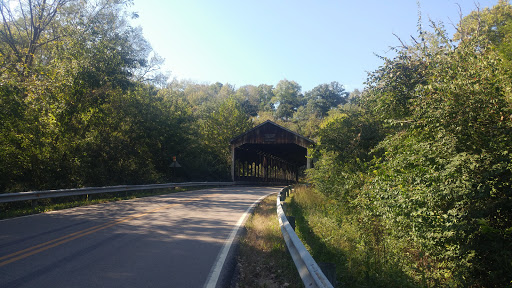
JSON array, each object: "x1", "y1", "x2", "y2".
[
  {"x1": 0, "y1": 182, "x2": 235, "y2": 204},
  {"x1": 277, "y1": 186, "x2": 335, "y2": 288}
]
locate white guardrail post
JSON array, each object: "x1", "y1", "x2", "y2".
[
  {"x1": 277, "y1": 187, "x2": 335, "y2": 288},
  {"x1": 0, "y1": 182, "x2": 235, "y2": 203}
]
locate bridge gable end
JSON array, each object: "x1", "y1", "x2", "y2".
[
  {"x1": 230, "y1": 120, "x2": 314, "y2": 148},
  {"x1": 230, "y1": 120, "x2": 315, "y2": 183}
]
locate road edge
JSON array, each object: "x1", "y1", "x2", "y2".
[{"x1": 203, "y1": 190, "x2": 278, "y2": 288}]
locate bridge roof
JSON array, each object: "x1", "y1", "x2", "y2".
[{"x1": 230, "y1": 120, "x2": 315, "y2": 149}]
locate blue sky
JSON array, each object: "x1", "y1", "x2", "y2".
[{"x1": 130, "y1": 0, "x2": 500, "y2": 92}]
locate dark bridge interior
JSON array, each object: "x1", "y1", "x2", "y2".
[{"x1": 230, "y1": 121, "x2": 315, "y2": 183}]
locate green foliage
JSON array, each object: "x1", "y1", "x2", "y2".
[
  {"x1": 414, "y1": 41, "x2": 512, "y2": 155},
  {"x1": 272, "y1": 79, "x2": 304, "y2": 120},
  {"x1": 304, "y1": 81, "x2": 349, "y2": 117},
  {"x1": 289, "y1": 185, "x2": 416, "y2": 287},
  {"x1": 0, "y1": 0, "x2": 356, "y2": 194},
  {"x1": 198, "y1": 97, "x2": 253, "y2": 180},
  {"x1": 316, "y1": 108, "x2": 382, "y2": 166},
  {"x1": 0, "y1": 0, "x2": 196, "y2": 190},
  {"x1": 307, "y1": 2, "x2": 512, "y2": 287},
  {"x1": 454, "y1": 0, "x2": 512, "y2": 49}
]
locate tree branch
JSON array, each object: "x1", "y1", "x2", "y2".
[
  {"x1": 393, "y1": 32, "x2": 409, "y2": 49},
  {"x1": 0, "y1": 3, "x2": 23, "y2": 63}
]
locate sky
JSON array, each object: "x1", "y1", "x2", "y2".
[{"x1": 129, "y1": 0, "x2": 500, "y2": 92}]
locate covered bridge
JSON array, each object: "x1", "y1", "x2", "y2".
[{"x1": 230, "y1": 120, "x2": 315, "y2": 183}]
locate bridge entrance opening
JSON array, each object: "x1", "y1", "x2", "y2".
[{"x1": 230, "y1": 120, "x2": 315, "y2": 183}]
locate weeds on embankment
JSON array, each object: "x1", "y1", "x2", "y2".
[
  {"x1": 287, "y1": 185, "x2": 416, "y2": 288},
  {"x1": 236, "y1": 194, "x2": 303, "y2": 288}
]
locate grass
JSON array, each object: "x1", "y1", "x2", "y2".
[
  {"x1": 287, "y1": 185, "x2": 416, "y2": 288},
  {"x1": 0, "y1": 186, "x2": 215, "y2": 220},
  {"x1": 236, "y1": 193, "x2": 304, "y2": 288},
  {"x1": 285, "y1": 185, "x2": 349, "y2": 287}
]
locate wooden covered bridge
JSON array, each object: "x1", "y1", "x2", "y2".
[{"x1": 230, "y1": 120, "x2": 315, "y2": 183}]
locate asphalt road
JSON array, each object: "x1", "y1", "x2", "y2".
[{"x1": 0, "y1": 186, "x2": 281, "y2": 288}]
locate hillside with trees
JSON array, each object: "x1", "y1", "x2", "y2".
[{"x1": 0, "y1": 0, "x2": 348, "y2": 193}]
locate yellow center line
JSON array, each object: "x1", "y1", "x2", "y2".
[
  {"x1": 0, "y1": 195, "x2": 211, "y2": 267},
  {"x1": 0, "y1": 221, "x2": 116, "y2": 262}
]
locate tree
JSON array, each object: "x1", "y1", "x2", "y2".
[
  {"x1": 348, "y1": 88, "x2": 362, "y2": 103},
  {"x1": 272, "y1": 79, "x2": 303, "y2": 120},
  {"x1": 257, "y1": 84, "x2": 275, "y2": 112},
  {"x1": 234, "y1": 85, "x2": 260, "y2": 117},
  {"x1": 0, "y1": 0, "x2": 71, "y2": 74},
  {"x1": 291, "y1": 105, "x2": 321, "y2": 139},
  {"x1": 455, "y1": 0, "x2": 512, "y2": 66},
  {"x1": 0, "y1": 0, "x2": 171, "y2": 191},
  {"x1": 304, "y1": 81, "x2": 349, "y2": 117},
  {"x1": 454, "y1": 0, "x2": 512, "y2": 42},
  {"x1": 308, "y1": 3, "x2": 512, "y2": 286},
  {"x1": 200, "y1": 97, "x2": 253, "y2": 179}
]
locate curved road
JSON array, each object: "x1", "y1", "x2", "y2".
[{"x1": 0, "y1": 186, "x2": 281, "y2": 288}]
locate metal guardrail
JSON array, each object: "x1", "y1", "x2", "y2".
[
  {"x1": 277, "y1": 187, "x2": 334, "y2": 288},
  {"x1": 0, "y1": 182, "x2": 235, "y2": 203}
]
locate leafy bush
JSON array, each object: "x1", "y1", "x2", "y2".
[{"x1": 307, "y1": 2, "x2": 512, "y2": 287}]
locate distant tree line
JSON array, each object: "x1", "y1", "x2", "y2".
[{"x1": 0, "y1": 0, "x2": 349, "y2": 193}]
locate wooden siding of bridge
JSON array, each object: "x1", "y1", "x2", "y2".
[{"x1": 230, "y1": 121, "x2": 314, "y2": 183}]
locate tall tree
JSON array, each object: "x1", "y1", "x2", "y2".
[
  {"x1": 304, "y1": 81, "x2": 349, "y2": 117},
  {"x1": 200, "y1": 97, "x2": 253, "y2": 179},
  {"x1": 257, "y1": 84, "x2": 275, "y2": 112},
  {"x1": 272, "y1": 79, "x2": 303, "y2": 120},
  {"x1": 0, "y1": 0, "x2": 169, "y2": 191},
  {"x1": 234, "y1": 85, "x2": 260, "y2": 117},
  {"x1": 455, "y1": 0, "x2": 512, "y2": 64},
  {"x1": 0, "y1": 0, "x2": 71, "y2": 73}
]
